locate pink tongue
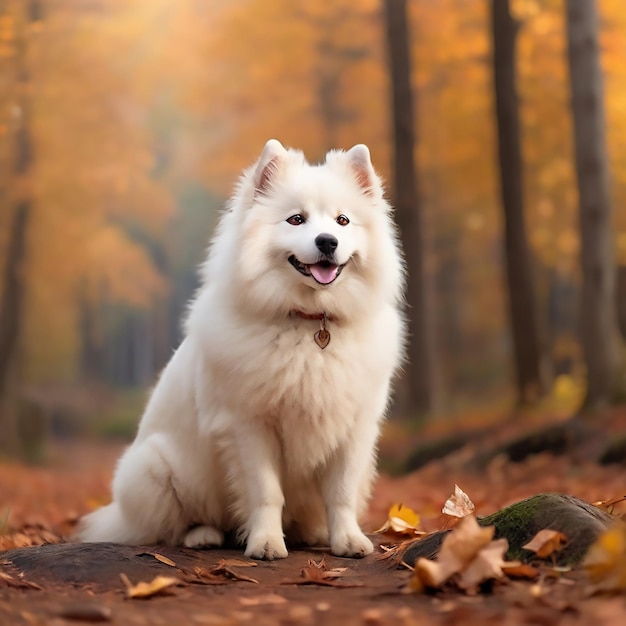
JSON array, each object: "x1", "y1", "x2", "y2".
[{"x1": 310, "y1": 263, "x2": 339, "y2": 284}]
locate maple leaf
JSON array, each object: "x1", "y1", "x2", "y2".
[
  {"x1": 522, "y1": 529, "x2": 568, "y2": 558},
  {"x1": 583, "y1": 525, "x2": 626, "y2": 593},
  {"x1": 375, "y1": 503, "x2": 423, "y2": 536},
  {"x1": 442, "y1": 484, "x2": 475, "y2": 518},
  {"x1": 282, "y1": 557, "x2": 363, "y2": 588},
  {"x1": 120, "y1": 573, "x2": 179, "y2": 599},
  {"x1": 411, "y1": 515, "x2": 494, "y2": 589}
]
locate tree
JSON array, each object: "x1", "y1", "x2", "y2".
[
  {"x1": 0, "y1": 0, "x2": 40, "y2": 454},
  {"x1": 383, "y1": 0, "x2": 436, "y2": 417},
  {"x1": 565, "y1": 0, "x2": 624, "y2": 410},
  {"x1": 490, "y1": 0, "x2": 545, "y2": 405}
]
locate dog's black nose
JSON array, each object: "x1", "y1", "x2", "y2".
[{"x1": 315, "y1": 233, "x2": 338, "y2": 256}]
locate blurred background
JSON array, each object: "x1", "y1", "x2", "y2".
[{"x1": 1, "y1": 0, "x2": 625, "y2": 462}]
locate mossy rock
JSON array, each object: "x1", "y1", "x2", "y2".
[{"x1": 403, "y1": 493, "x2": 614, "y2": 567}]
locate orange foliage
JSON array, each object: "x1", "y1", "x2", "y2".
[{"x1": 1, "y1": 0, "x2": 625, "y2": 392}]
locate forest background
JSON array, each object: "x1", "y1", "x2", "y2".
[{"x1": 1, "y1": 0, "x2": 626, "y2": 459}]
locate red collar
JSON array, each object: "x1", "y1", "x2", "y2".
[{"x1": 290, "y1": 309, "x2": 336, "y2": 321}]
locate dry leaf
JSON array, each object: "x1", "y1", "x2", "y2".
[
  {"x1": 216, "y1": 558, "x2": 257, "y2": 568},
  {"x1": 375, "y1": 503, "x2": 422, "y2": 536},
  {"x1": 282, "y1": 557, "x2": 363, "y2": 588},
  {"x1": 501, "y1": 562, "x2": 540, "y2": 579},
  {"x1": 0, "y1": 570, "x2": 42, "y2": 590},
  {"x1": 407, "y1": 518, "x2": 534, "y2": 595},
  {"x1": 457, "y1": 538, "x2": 509, "y2": 594},
  {"x1": 135, "y1": 552, "x2": 178, "y2": 568},
  {"x1": 120, "y1": 573, "x2": 179, "y2": 599},
  {"x1": 211, "y1": 560, "x2": 259, "y2": 584},
  {"x1": 411, "y1": 515, "x2": 494, "y2": 590},
  {"x1": 592, "y1": 496, "x2": 626, "y2": 515},
  {"x1": 182, "y1": 566, "x2": 228, "y2": 586},
  {"x1": 442, "y1": 484, "x2": 475, "y2": 519},
  {"x1": 583, "y1": 525, "x2": 626, "y2": 593},
  {"x1": 152, "y1": 553, "x2": 177, "y2": 567},
  {"x1": 522, "y1": 529, "x2": 568, "y2": 558}
]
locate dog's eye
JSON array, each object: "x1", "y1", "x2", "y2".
[
  {"x1": 286, "y1": 214, "x2": 305, "y2": 226},
  {"x1": 336, "y1": 214, "x2": 350, "y2": 226}
]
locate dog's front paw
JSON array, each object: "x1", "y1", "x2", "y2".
[
  {"x1": 330, "y1": 531, "x2": 374, "y2": 558},
  {"x1": 244, "y1": 531, "x2": 288, "y2": 561}
]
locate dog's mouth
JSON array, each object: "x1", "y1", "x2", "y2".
[{"x1": 288, "y1": 255, "x2": 345, "y2": 285}]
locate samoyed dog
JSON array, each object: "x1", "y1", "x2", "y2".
[{"x1": 78, "y1": 140, "x2": 405, "y2": 559}]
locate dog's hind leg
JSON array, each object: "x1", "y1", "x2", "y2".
[
  {"x1": 183, "y1": 525, "x2": 224, "y2": 548},
  {"x1": 77, "y1": 435, "x2": 189, "y2": 545}
]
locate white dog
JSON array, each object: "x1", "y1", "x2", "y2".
[{"x1": 78, "y1": 140, "x2": 405, "y2": 559}]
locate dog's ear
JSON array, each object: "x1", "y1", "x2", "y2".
[
  {"x1": 346, "y1": 144, "x2": 375, "y2": 195},
  {"x1": 254, "y1": 139, "x2": 287, "y2": 194}
]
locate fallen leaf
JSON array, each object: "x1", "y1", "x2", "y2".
[
  {"x1": 152, "y1": 553, "x2": 177, "y2": 567},
  {"x1": 592, "y1": 496, "x2": 626, "y2": 515},
  {"x1": 136, "y1": 552, "x2": 178, "y2": 568},
  {"x1": 0, "y1": 570, "x2": 42, "y2": 590},
  {"x1": 182, "y1": 566, "x2": 228, "y2": 586},
  {"x1": 409, "y1": 515, "x2": 494, "y2": 590},
  {"x1": 501, "y1": 562, "x2": 540, "y2": 579},
  {"x1": 120, "y1": 573, "x2": 179, "y2": 599},
  {"x1": 457, "y1": 538, "x2": 509, "y2": 594},
  {"x1": 211, "y1": 560, "x2": 259, "y2": 584},
  {"x1": 583, "y1": 525, "x2": 626, "y2": 593},
  {"x1": 522, "y1": 529, "x2": 568, "y2": 558},
  {"x1": 282, "y1": 557, "x2": 363, "y2": 587},
  {"x1": 442, "y1": 485, "x2": 475, "y2": 518},
  {"x1": 216, "y1": 558, "x2": 257, "y2": 568},
  {"x1": 377, "y1": 539, "x2": 418, "y2": 565},
  {"x1": 239, "y1": 593, "x2": 288, "y2": 606},
  {"x1": 375, "y1": 503, "x2": 422, "y2": 535}
]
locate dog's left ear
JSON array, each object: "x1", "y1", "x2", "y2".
[
  {"x1": 346, "y1": 144, "x2": 375, "y2": 196},
  {"x1": 254, "y1": 139, "x2": 287, "y2": 194}
]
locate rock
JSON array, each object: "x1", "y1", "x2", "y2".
[{"x1": 403, "y1": 493, "x2": 614, "y2": 567}]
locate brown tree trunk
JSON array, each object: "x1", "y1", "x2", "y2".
[
  {"x1": 0, "y1": 1, "x2": 40, "y2": 454},
  {"x1": 618, "y1": 266, "x2": 626, "y2": 341},
  {"x1": 383, "y1": 0, "x2": 435, "y2": 418},
  {"x1": 490, "y1": 0, "x2": 545, "y2": 405},
  {"x1": 0, "y1": 204, "x2": 30, "y2": 452},
  {"x1": 565, "y1": 0, "x2": 624, "y2": 410}
]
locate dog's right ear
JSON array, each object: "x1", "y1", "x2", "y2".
[{"x1": 254, "y1": 139, "x2": 287, "y2": 194}]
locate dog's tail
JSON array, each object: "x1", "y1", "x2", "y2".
[{"x1": 75, "y1": 503, "x2": 141, "y2": 545}]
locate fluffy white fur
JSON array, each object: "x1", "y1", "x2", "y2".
[{"x1": 77, "y1": 140, "x2": 406, "y2": 560}]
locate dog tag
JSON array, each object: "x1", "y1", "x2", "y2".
[{"x1": 314, "y1": 328, "x2": 331, "y2": 349}]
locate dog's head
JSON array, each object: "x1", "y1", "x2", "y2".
[{"x1": 211, "y1": 140, "x2": 404, "y2": 320}]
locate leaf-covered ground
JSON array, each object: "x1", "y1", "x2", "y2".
[{"x1": 1, "y1": 422, "x2": 626, "y2": 625}]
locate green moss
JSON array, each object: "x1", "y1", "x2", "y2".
[{"x1": 479, "y1": 494, "x2": 547, "y2": 561}]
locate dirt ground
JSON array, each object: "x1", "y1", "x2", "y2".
[{"x1": 2, "y1": 426, "x2": 626, "y2": 625}]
